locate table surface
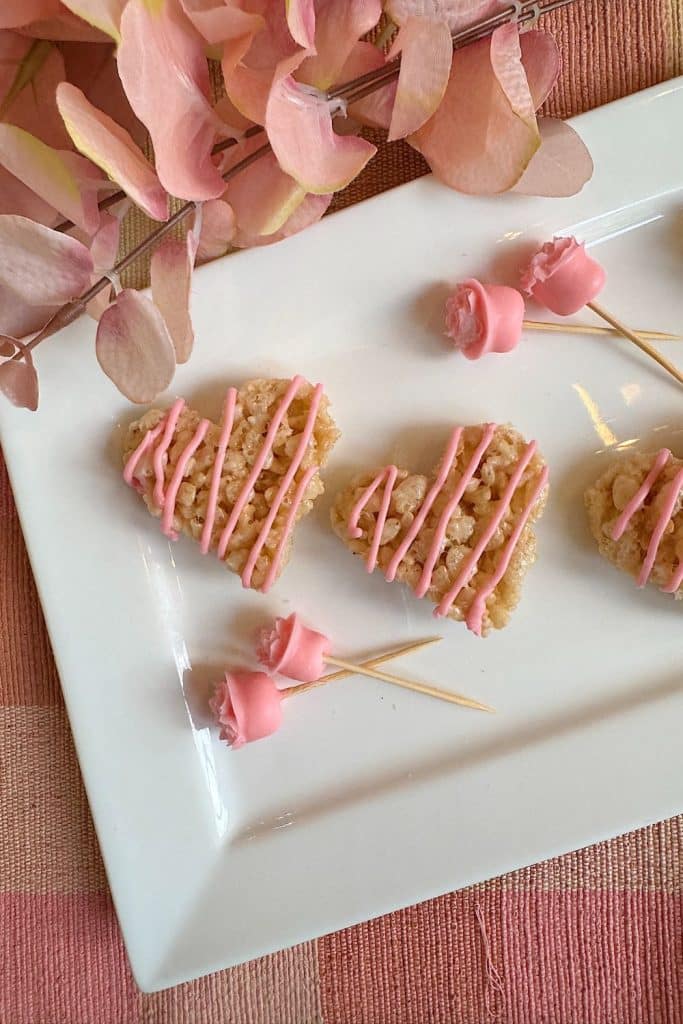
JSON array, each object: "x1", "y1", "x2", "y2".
[{"x1": 2, "y1": 2, "x2": 682, "y2": 1021}]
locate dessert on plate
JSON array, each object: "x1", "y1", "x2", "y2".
[
  {"x1": 585, "y1": 447, "x2": 683, "y2": 598},
  {"x1": 122, "y1": 376, "x2": 339, "y2": 591},
  {"x1": 331, "y1": 423, "x2": 549, "y2": 635}
]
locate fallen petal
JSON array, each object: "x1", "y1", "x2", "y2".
[
  {"x1": 0, "y1": 124, "x2": 99, "y2": 233},
  {"x1": 59, "y1": 0, "x2": 125, "y2": 41},
  {"x1": 196, "y1": 198, "x2": 236, "y2": 260},
  {"x1": 514, "y1": 117, "x2": 593, "y2": 197},
  {"x1": 96, "y1": 289, "x2": 176, "y2": 402},
  {"x1": 266, "y1": 64, "x2": 376, "y2": 194},
  {"x1": 118, "y1": 0, "x2": 226, "y2": 200},
  {"x1": 57, "y1": 82, "x2": 169, "y2": 221},
  {"x1": 286, "y1": 0, "x2": 315, "y2": 48},
  {"x1": 0, "y1": 214, "x2": 93, "y2": 306},
  {"x1": 0, "y1": 357, "x2": 39, "y2": 411},
  {"x1": 410, "y1": 30, "x2": 540, "y2": 194},
  {"x1": 297, "y1": 0, "x2": 381, "y2": 90},
  {"x1": 151, "y1": 235, "x2": 195, "y2": 364},
  {"x1": 387, "y1": 16, "x2": 452, "y2": 141}
]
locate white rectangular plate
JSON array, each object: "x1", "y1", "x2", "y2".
[{"x1": 2, "y1": 80, "x2": 683, "y2": 992}]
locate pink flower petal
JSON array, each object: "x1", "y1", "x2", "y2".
[
  {"x1": 221, "y1": 62, "x2": 271, "y2": 124},
  {"x1": 514, "y1": 117, "x2": 593, "y2": 197},
  {"x1": 221, "y1": 1, "x2": 298, "y2": 123},
  {"x1": 387, "y1": 16, "x2": 452, "y2": 141},
  {"x1": 59, "y1": 0, "x2": 125, "y2": 41},
  {"x1": 0, "y1": 357, "x2": 39, "y2": 411},
  {"x1": 266, "y1": 61, "x2": 376, "y2": 194},
  {"x1": 490, "y1": 22, "x2": 535, "y2": 124},
  {"x1": 0, "y1": 1, "x2": 60, "y2": 29},
  {"x1": 520, "y1": 30, "x2": 560, "y2": 110},
  {"x1": 96, "y1": 289, "x2": 176, "y2": 402},
  {"x1": 196, "y1": 198, "x2": 235, "y2": 260},
  {"x1": 213, "y1": 94, "x2": 253, "y2": 136},
  {"x1": 89, "y1": 210, "x2": 121, "y2": 270},
  {"x1": 0, "y1": 165, "x2": 57, "y2": 225},
  {"x1": 0, "y1": 34, "x2": 72, "y2": 149},
  {"x1": 0, "y1": 124, "x2": 99, "y2": 233},
  {"x1": 222, "y1": 134, "x2": 305, "y2": 236},
  {"x1": 410, "y1": 28, "x2": 540, "y2": 194},
  {"x1": 296, "y1": 0, "x2": 381, "y2": 91},
  {"x1": 341, "y1": 42, "x2": 395, "y2": 131},
  {"x1": 118, "y1": 0, "x2": 226, "y2": 200},
  {"x1": 0, "y1": 214, "x2": 93, "y2": 306},
  {"x1": 150, "y1": 235, "x2": 195, "y2": 364},
  {"x1": 232, "y1": 191, "x2": 330, "y2": 247},
  {"x1": 386, "y1": 0, "x2": 503, "y2": 32},
  {"x1": 0, "y1": 337, "x2": 15, "y2": 357},
  {"x1": 0, "y1": 293, "x2": 57, "y2": 339},
  {"x1": 180, "y1": 0, "x2": 263, "y2": 47},
  {"x1": 18, "y1": 11, "x2": 110, "y2": 41},
  {"x1": 60, "y1": 42, "x2": 146, "y2": 147},
  {"x1": 56, "y1": 82, "x2": 169, "y2": 221},
  {"x1": 285, "y1": 0, "x2": 315, "y2": 48}
]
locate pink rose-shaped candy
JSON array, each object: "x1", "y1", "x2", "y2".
[
  {"x1": 444, "y1": 278, "x2": 524, "y2": 360},
  {"x1": 209, "y1": 670, "x2": 283, "y2": 748},
  {"x1": 522, "y1": 236, "x2": 606, "y2": 316},
  {"x1": 257, "y1": 612, "x2": 330, "y2": 683}
]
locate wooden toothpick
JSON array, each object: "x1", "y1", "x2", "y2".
[
  {"x1": 523, "y1": 319, "x2": 681, "y2": 342},
  {"x1": 323, "y1": 655, "x2": 495, "y2": 712},
  {"x1": 586, "y1": 301, "x2": 683, "y2": 386},
  {"x1": 282, "y1": 636, "x2": 442, "y2": 699}
]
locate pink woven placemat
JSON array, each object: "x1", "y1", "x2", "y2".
[{"x1": 1, "y1": 2, "x2": 682, "y2": 1020}]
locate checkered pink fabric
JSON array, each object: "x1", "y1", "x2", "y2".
[{"x1": 2, "y1": 2, "x2": 682, "y2": 1020}]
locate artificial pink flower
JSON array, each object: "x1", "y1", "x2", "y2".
[
  {"x1": 445, "y1": 278, "x2": 524, "y2": 359},
  {"x1": 257, "y1": 613, "x2": 330, "y2": 683},
  {"x1": 209, "y1": 670, "x2": 283, "y2": 748},
  {"x1": 521, "y1": 236, "x2": 606, "y2": 316}
]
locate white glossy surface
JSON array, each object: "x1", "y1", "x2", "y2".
[{"x1": 2, "y1": 81, "x2": 683, "y2": 992}]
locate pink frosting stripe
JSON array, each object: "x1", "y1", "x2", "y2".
[
  {"x1": 241, "y1": 383, "x2": 324, "y2": 589},
  {"x1": 638, "y1": 466, "x2": 683, "y2": 588},
  {"x1": 152, "y1": 398, "x2": 185, "y2": 508},
  {"x1": 465, "y1": 464, "x2": 549, "y2": 635},
  {"x1": 611, "y1": 449, "x2": 671, "y2": 542},
  {"x1": 200, "y1": 387, "x2": 237, "y2": 554},
  {"x1": 161, "y1": 418, "x2": 210, "y2": 539},
  {"x1": 217, "y1": 375, "x2": 304, "y2": 560},
  {"x1": 123, "y1": 419, "x2": 166, "y2": 487},
  {"x1": 385, "y1": 427, "x2": 463, "y2": 583},
  {"x1": 416, "y1": 423, "x2": 497, "y2": 598},
  {"x1": 435, "y1": 441, "x2": 539, "y2": 618},
  {"x1": 262, "y1": 464, "x2": 318, "y2": 593}
]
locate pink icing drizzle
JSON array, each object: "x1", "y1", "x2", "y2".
[
  {"x1": 609, "y1": 448, "x2": 683, "y2": 592},
  {"x1": 346, "y1": 426, "x2": 547, "y2": 632},
  {"x1": 123, "y1": 377, "x2": 322, "y2": 592}
]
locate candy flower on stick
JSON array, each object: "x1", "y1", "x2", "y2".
[
  {"x1": 444, "y1": 279, "x2": 524, "y2": 359},
  {"x1": 210, "y1": 637, "x2": 444, "y2": 749},
  {"x1": 258, "y1": 613, "x2": 494, "y2": 711},
  {"x1": 522, "y1": 237, "x2": 683, "y2": 386}
]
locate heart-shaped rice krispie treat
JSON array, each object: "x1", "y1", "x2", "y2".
[
  {"x1": 585, "y1": 447, "x2": 683, "y2": 598},
  {"x1": 330, "y1": 423, "x2": 549, "y2": 635},
  {"x1": 122, "y1": 376, "x2": 339, "y2": 592}
]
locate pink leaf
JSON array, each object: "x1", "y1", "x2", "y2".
[
  {"x1": 60, "y1": 42, "x2": 146, "y2": 147},
  {"x1": 150, "y1": 234, "x2": 195, "y2": 364},
  {"x1": 341, "y1": 42, "x2": 395, "y2": 131},
  {"x1": 0, "y1": 357, "x2": 39, "y2": 411},
  {"x1": 0, "y1": 215, "x2": 93, "y2": 306},
  {"x1": 180, "y1": 0, "x2": 263, "y2": 47},
  {"x1": 266, "y1": 61, "x2": 376, "y2": 194},
  {"x1": 233, "y1": 191, "x2": 331, "y2": 247},
  {"x1": 387, "y1": 16, "x2": 452, "y2": 141},
  {"x1": 285, "y1": 0, "x2": 315, "y2": 49},
  {"x1": 59, "y1": 0, "x2": 125, "y2": 41},
  {"x1": 96, "y1": 289, "x2": 176, "y2": 403},
  {"x1": 520, "y1": 30, "x2": 561, "y2": 110},
  {"x1": 386, "y1": 0, "x2": 504, "y2": 32},
  {"x1": 0, "y1": 124, "x2": 99, "y2": 233},
  {"x1": 0, "y1": 34, "x2": 71, "y2": 149},
  {"x1": 222, "y1": 134, "x2": 305, "y2": 236},
  {"x1": 56, "y1": 83, "x2": 169, "y2": 221},
  {"x1": 118, "y1": 0, "x2": 226, "y2": 200},
  {"x1": 514, "y1": 117, "x2": 593, "y2": 197},
  {"x1": 296, "y1": 0, "x2": 382, "y2": 91},
  {"x1": 410, "y1": 29, "x2": 540, "y2": 194},
  {"x1": 196, "y1": 198, "x2": 235, "y2": 260},
  {"x1": 0, "y1": 1, "x2": 60, "y2": 29}
]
